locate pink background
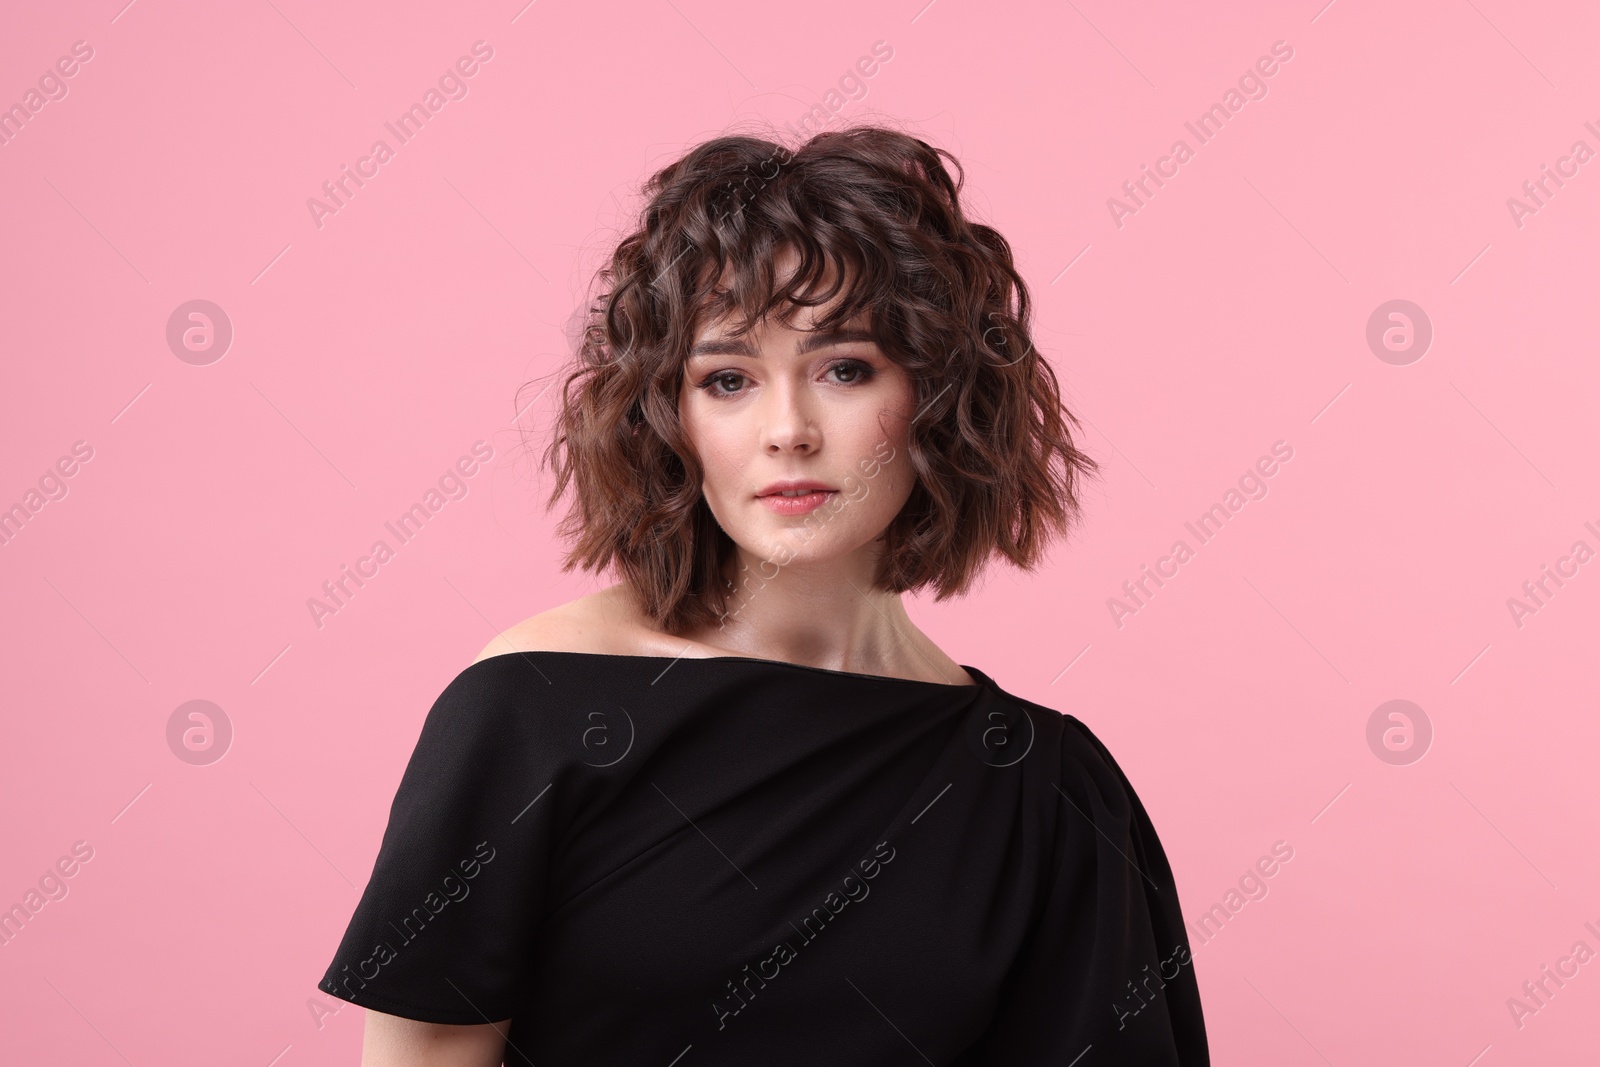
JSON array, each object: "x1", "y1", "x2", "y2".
[{"x1": 3, "y1": 0, "x2": 1597, "y2": 1063}]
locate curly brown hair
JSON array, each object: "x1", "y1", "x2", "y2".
[{"x1": 527, "y1": 123, "x2": 1100, "y2": 636}]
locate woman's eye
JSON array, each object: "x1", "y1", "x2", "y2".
[
  {"x1": 698, "y1": 371, "x2": 746, "y2": 397},
  {"x1": 827, "y1": 359, "x2": 875, "y2": 385},
  {"x1": 696, "y1": 360, "x2": 875, "y2": 399}
]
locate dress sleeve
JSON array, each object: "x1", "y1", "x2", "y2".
[
  {"x1": 964, "y1": 713, "x2": 1210, "y2": 1065},
  {"x1": 316, "y1": 658, "x2": 558, "y2": 1024}
]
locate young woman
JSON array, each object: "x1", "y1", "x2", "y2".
[{"x1": 318, "y1": 125, "x2": 1210, "y2": 1065}]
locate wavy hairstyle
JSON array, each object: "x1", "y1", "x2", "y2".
[{"x1": 531, "y1": 123, "x2": 1100, "y2": 635}]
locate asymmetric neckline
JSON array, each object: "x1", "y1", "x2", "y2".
[
  {"x1": 318, "y1": 644, "x2": 1210, "y2": 1061},
  {"x1": 470, "y1": 648, "x2": 990, "y2": 690}
]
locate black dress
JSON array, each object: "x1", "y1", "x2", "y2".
[{"x1": 316, "y1": 651, "x2": 1209, "y2": 1065}]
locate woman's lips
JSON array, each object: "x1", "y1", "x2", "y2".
[{"x1": 757, "y1": 489, "x2": 838, "y2": 515}]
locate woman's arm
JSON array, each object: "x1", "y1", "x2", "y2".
[{"x1": 360, "y1": 1011, "x2": 513, "y2": 1067}]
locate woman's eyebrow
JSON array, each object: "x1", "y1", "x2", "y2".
[{"x1": 688, "y1": 328, "x2": 880, "y2": 358}]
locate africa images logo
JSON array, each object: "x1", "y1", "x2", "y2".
[
  {"x1": 305, "y1": 41, "x2": 495, "y2": 229},
  {"x1": 711, "y1": 841, "x2": 896, "y2": 1030},
  {"x1": 323, "y1": 841, "x2": 496, "y2": 998}
]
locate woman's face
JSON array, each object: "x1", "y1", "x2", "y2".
[{"x1": 677, "y1": 268, "x2": 919, "y2": 574}]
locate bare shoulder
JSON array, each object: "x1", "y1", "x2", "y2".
[{"x1": 470, "y1": 583, "x2": 661, "y2": 665}]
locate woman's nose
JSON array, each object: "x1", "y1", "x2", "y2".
[{"x1": 759, "y1": 379, "x2": 821, "y2": 453}]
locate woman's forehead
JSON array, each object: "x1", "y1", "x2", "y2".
[{"x1": 694, "y1": 299, "x2": 869, "y2": 340}]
